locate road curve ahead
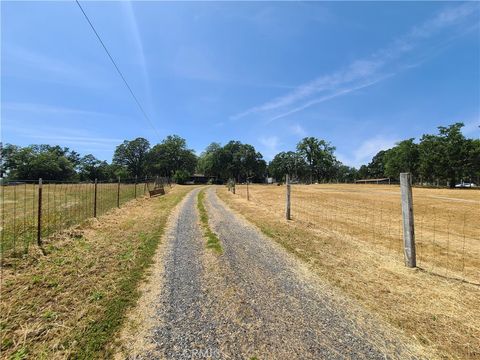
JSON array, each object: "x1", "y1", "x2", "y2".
[{"x1": 150, "y1": 187, "x2": 421, "y2": 360}]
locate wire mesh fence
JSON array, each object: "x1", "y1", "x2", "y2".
[
  {"x1": 232, "y1": 183, "x2": 480, "y2": 284},
  {"x1": 0, "y1": 177, "x2": 169, "y2": 259}
]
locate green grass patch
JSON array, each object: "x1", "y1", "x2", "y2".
[{"x1": 197, "y1": 189, "x2": 223, "y2": 253}]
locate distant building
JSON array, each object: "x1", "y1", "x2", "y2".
[{"x1": 186, "y1": 174, "x2": 209, "y2": 184}]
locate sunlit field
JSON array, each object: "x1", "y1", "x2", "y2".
[
  {"x1": 234, "y1": 183, "x2": 480, "y2": 284},
  {"x1": 1, "y1": 181, "x2": 158, "y2": 257}
]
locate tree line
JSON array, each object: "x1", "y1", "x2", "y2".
[
  {"x1": 0, "y1": 135, "x2": 197, "y2": 183},
  {"x1": 356, "y1": 123, "x2": 480, "y2": 187},
  {"x1": 1, "y1": 123, "x2": 478, "y2": 187}
]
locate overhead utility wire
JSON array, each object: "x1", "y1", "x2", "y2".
[{"x1": 75, "y1": 0, "x2": 160, "y2": 139}]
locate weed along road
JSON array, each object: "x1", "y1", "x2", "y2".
[{"x1": 120, "y1": 186, "x2": 423, "y2": 359}]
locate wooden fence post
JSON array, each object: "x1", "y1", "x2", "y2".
[
  {"x1": 144, "y1": 176, "x2": 147, "y2": 196},
  {"x1": 37, "y1": 178, "x2": 43, "y2": 248},
  {"x1": 117, "y1": 177, "x2": 121, "y2": 208},
  {"x1": 285, "y1": 174, "x2": 291, "y2": 220},
  {"x1": 93, "y1": 178, "x2": 98, "y2": 218},
  {"x1": 246, "y1": 179, "x2": 250, "y2": 201},
  {"x1": 232, "y1": 180, "x2": 235, "y2": 194},
  {"x1": 400, "y1": 172, "x2": 416, "y2": 268}
]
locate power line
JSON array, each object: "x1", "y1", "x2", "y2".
[{"x1": 75, "y1": 0, "x2": 161, "y2": 140}]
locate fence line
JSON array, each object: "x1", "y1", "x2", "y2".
[
  {"x1": 230, "y1": 180, "x2": 480, "y2": 284},
  {"x1": 0, "y1": 177, "x2": 169, "y2": 261}
]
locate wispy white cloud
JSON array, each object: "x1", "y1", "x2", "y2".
[
  {"x1": 231, "y1": 3, "x2": 479, "y2": 122},
  {"x1": 2, "y1": 102, "x2": 110, "y2": 118},
  {"x1": 289, "y1": 123, "x2": 307, "y2": 137},
  {"x1": 121, "y1": 1, "x2": 154, "y2": 114},
  {"x1": 4, "y1": 122, "x2": 123, "y2": 149},
  {"x1": 258, "y1": 135, "x2": 280, "y2": 159},
  {"x1": 462, "y1": 116, "x2": 480, "y2": 135},
  {"x1": 268, "y1": 75, "x2": 393, "y2": 123},
  {"x1": 336, "y1": 135, "x2": 398, "y2": 168},
  {"x1": 3, "y1": 45, "x2": 105, "y2": 88}
]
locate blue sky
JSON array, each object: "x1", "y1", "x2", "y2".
[{"x1": 1, "y1": 1, "x2": 479, "y2": 167}]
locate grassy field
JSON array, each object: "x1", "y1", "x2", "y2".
[
  {"x1": 0, "y1": 181, "x2": 157, "y2": 258},
  {"x1": 220, "y1": 184, "x2": 480, "y2": 359},
  {"x1": 234, "y1": 183, "x2": 480, "y2": 283},
  {"x1": 0, "y1": 185, "x2": 192, "y2": 359}
]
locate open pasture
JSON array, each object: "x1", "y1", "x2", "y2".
[
  {"x1": 234, "y1": 183, "x2": 480, "y2": 284},
  {"x1": 0, "y1": 180, "x2": 158, "y2": 258}
]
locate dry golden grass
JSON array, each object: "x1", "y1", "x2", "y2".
[
  {"x1": 1, "y1": 181, "x2": 157, "y2": 257},
  {"x1": 235, "y1": 184, "x2": 480, "y2": 283},
  {"x1": 220, "y1": 184, "x2": 480, "y2": 360},
  {"x1": 0, "y1": 185, "x2": 192, "y2": 359}
]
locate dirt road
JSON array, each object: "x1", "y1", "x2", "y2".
[{"x1": 133, "y1": 187, "x2": 423, "y2": 359}]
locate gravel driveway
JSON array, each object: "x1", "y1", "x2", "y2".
[{"x1": 149, "y1": 186, "x2": 422, "y2": 359}]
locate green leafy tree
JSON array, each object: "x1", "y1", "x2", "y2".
[
  {"x1": 296, "y1": 137, "x2": 336, "y2": 183},
  {"x1": 196, "y1": 142, "x2": 223, "y2": 178},
  {"x1": 197, "y1": 141, "x2": 266, "y2": 182},
  {"x1": 1, "y1": 144, "x2": 77, "y2": 180},
  {"x1": 365, "y1": 150, "x2": 390, "y2": 179},
  {"x1": 147, "y1": 135, "x2": 197, "y2": 178},
  {"x1": 333, "y1": 162, "x2": 358, "y2": 183},
  {"x1": 268, "y1": 151, "x2": 307, "y2": 181},
  {"x1": 384, "y1": 139, "x2": 419, "y2": 180},
  {"x1": 78, "y1": 154, "x2": 114, "y2": 181},
  {"x1": 113, "y1": 137, "x2": 150, "y2": 178},
  {"x1": 466, "y1": 139, "x2": 480, "y2": 184},
  {"x1": 418, "y1": 123, "x2": 470, "y2": 187},
  {"x1": 172, "y1": 169, "x2": 190, "y2": 184}
]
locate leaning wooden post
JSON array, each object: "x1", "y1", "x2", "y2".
[
  {"x1": 117, "y1": 177, "x2": 121, "y2": 208},
  {"x1": 400, "y1": 172, "x2": 416, "y2": 268},
  {"x1": 285, "y1": 174, "x2": 291, "y2": 220},
  {"x1": 93, "y1": 178, "x2": 98, "y2": 218},
  {"x1": 37, "y1": 178, "x2": 43, "y2": 248}
]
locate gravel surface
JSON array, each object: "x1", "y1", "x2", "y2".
[
  {"x1": 150, "y1": 186, "x2": 422, "y2": 359},
  {"x1": 153, "y1": 188, "x2": 219, "y2": 359}
]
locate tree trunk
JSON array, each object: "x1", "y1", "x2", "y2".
[{"x1": 449, "y1": 177, "x2": 456, "y2": 188}]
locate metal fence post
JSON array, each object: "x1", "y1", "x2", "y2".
[
  {"x1": 117, "y1": 177, "x2": 121, "y2": 208},
  {"x1": 400, "y1": 172, "x2": 416, "y2": 268},
  {"x1": 285, "y1": 174, "x2": 291, "y2": 220},
  {"x1": 246, "y1": 179, "x2": 250, "y2": 201},
  {"x1": 37, "y1": 178, "x2": 43, "y2": 248},
  {"x1": 134, "y1": 175, "x2": 137, "y2": 199},
  {"x1": 94, "y1": 178, "x2": 98, "y2": 218}
]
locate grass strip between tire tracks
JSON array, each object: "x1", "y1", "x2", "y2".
[{"x1": 197, "y1": 189, "x2": 222, "y2": 254}]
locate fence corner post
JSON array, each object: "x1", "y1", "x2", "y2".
[
  {"x1": 285, "y1": 174, "x2": 291, "y2": 220},
  {"x1": 400, "y1": 172, "x2": 416, "y2": 268}
]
